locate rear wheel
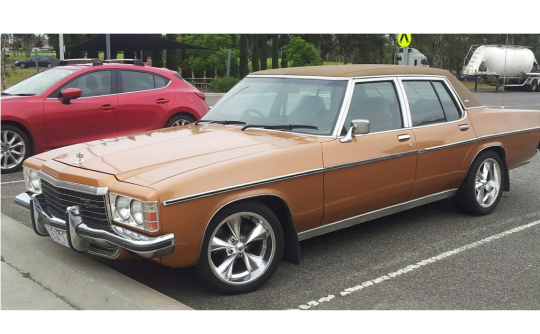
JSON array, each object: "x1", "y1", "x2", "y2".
[
  {"x1": 197, "y1": 202, "x2": 284, "y2": 294},
  {"x1": 453, "y1": 151, "x2": 504, "y2": 216},
  {"x1": 165, "y1": 114, "x2": 195, "y2": 127},
  {"x1": 530, "y1": 79, "x2": 538, "y2": 92},
  {"x1": 526, "y1": 79, "x2": 539, "y2": 92},
  {"x1": 1, "y1": 125, "x2": 30, "y2": 173},
  {"x1": 20, "y1": 63, "x2": 26, "y2": 69}
]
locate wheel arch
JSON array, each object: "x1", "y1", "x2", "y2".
[
  {"x1": 196, "y1": 194, "x2": 301, "y2": 265},
  {"x1": 466, "y1": 145, "x2": 510, "y2": 191},
  {"x1": 163, "y1": 111, "x2": 197, "y2": 127},
  {"x1": 1, "y1": 120, "x2": 36, "y2": 155}
]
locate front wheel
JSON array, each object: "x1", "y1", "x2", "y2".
[
  {"x1": 47, "y1": 63, "x2": 52, "y2": 69},
  {"x1": 453, "y1": 151, "x2": 504, "y2": 215},
  {"x1": 1, "y1": 125, "x2": 30, "y2": 173},
  {"x1": 197, "y1": 202, "x2": 284, "y2": 294},
  {"x1": 165, "y1": 114, "x2": 195, "y2": 127},
  {"x1": 20, "y1": 63, "x2": 26, "y2": 69}
]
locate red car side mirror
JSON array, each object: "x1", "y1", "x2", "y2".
[{"x1": 61, "y1": 88, "x2": 82, "y2": 105}]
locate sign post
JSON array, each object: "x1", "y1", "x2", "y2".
[{"x1": 397, "y1": 34, "x2": 412, "y2": 65}]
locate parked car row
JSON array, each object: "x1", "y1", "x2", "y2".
[
  {"x1": 12, "y1": 64, "x2": 540, "y2": 294},
  {"x1": 1, "y1": 58, "x2": 209, "y2": 173},
  {"x1": 14, "y1": 55, "x2": 57, "y2": 69}
]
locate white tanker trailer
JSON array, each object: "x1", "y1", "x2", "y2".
[{"x1": 462, "y1": 45, "x2": 540, "y2": 92}]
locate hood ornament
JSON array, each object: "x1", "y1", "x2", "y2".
[{"x1": 75, "y1": 152, "x2": 84, "y2": 164}]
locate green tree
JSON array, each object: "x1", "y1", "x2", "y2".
[
  {"x1": 165, "y1": 34, "x2": 178, "y2": 71},
  {"x1": 14, "y1": 34, "x2": 42, "y2": 58},
  {"x1": 260, "y1": 34, "x2": 268, "y2": 70},
  {"x1": 280, "y1": 34, "x2": 289, "y2": 68},
  {"x1": 228, "y1": 34, "x2": 239, "y2": 77},
  {"x1": 251, "y1": 34, "x2": 260, "y2": 72},
  {"x1": 181, "y1": 34, "x2": 233, "y2": 78},
  {"x1": 286, "y1": 36, "x2": 323, "y2": 67},
  {"x1": 271, "y1": 35, "x2": 279, "y2": 69},
  {"x1": 239, "y1": 34, "x2": 249, "y2": 78},
  {"x1": 1, "y1": 34, "x2": 10, "y2": 90},
  {"x1": 149, "y1": 34, "x2": 164, "y2": 67}
]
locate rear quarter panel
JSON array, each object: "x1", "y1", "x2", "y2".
[{"x1": 468, "y1": 107, "x2": 540, "y2": 168}]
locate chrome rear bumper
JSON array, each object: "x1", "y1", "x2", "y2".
[{"x1": 15, "y1": 193, "x2": 175, "y2": 259}]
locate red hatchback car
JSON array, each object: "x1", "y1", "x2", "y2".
[{"x1": 1, "y1": 59, "x2": 209, "y2": 173}]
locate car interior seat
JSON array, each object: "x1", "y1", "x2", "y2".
[
  {"x1": 84, "y1": 75, "x2": 99, "y2": 97},
  {"x1": 287, "y1": 95, "x2": 327, "y2": 128},
  {"x1": 101, "y1": 75, "x2": 111, "y2": 95}
]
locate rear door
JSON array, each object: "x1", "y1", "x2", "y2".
[
  {"x1": 400, "y1": 77, "x2": 477, "y2": 200},
  {"x1": 117, "y1": 70, "x2": 176, "y2": 136}
]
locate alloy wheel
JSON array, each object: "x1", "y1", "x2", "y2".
[
  {"x1": 1, "y1": 129, "x2": 26, "y2": 170},
  {"x1": 208, "y1": 212, "x2": 276, "y2": 286},
  {"x1": 475, "y1": 158, "x2": 501, "y2": 208}
]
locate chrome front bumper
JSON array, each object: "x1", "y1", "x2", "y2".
[{"x1": 15, "y1": 192, "x2": 175, "y2": 259}]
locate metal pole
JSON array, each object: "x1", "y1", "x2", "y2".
[
  {"x1": 34, "y1": 49, "x2": 39, "y2": 72},
  {"x1": 59, "y1": 33, "x2": 64, "y2": 60},
  {"x1": 106, "y1": 34, "x2": 111, "y2": 60},
  {"x1": 226, "y1": 49, "x2": 231, "y2": 76}
]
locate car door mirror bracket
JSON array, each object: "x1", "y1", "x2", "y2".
[{"x1": 340, "y1": 119, "x2": 370, "y2": 143}]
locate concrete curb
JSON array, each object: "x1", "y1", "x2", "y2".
[{"x1": 1, "y1": 214, "x2": 192, "y2": 310}]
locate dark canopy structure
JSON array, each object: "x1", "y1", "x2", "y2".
[{"x1": 65, "y1": 34, "x2": 208, "y2": 52}]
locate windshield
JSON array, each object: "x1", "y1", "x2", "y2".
[
  {"x1": 204, "y1": 77, "x2": 348, "y2": 135},
  {"x1": 3, "y1": 68, "x2": 78, "y2": 96}
]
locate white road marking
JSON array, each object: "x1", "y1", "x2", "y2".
[
  {"x1": 1, "y1": 180, "x2": 25, "y2": 184},
  {"x1": 296, "y1": 219, "x2": 540, "y2": 310}
]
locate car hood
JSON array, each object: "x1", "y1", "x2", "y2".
[
  {"x1": 50, "y1": 125, "x2": 325, "y2": 186},
  {"x1": 1, "y1": 95, "x2": 29, "y2": 102}
]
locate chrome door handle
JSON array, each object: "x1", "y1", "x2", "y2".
[
  {"x1": 459, "y1": 124, "x2": 469, "y2": 131},
  {"x1": 397, "y1": 134, "x2": 411, "y2": 141}
]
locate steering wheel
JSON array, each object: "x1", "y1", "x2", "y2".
[{"x1": 242, "y1": 109, "x2": 265, "y2": 118}]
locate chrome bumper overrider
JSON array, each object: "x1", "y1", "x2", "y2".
[{"x1": 15, "y1": 192, "x2": 175, "y2": 259}]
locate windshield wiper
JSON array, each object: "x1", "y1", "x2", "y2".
[
  {"x1": 13, "y1": 93, "x2": 36, "y2": 96},
  {"x1": 1, "y1": 92, "x2": 12, "y2": 96},
  {"x1": 241, "y1": 124, "x2": 318, "y2": 131},
  {"x1": 195, "y1": 120, "x2": 246, "y2": 125}
]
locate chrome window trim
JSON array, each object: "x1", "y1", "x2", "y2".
[
  {"x1": 45, "y1": 93, "x2": 117, "y2": 100},
  {"x1": 246, "y1": 74, "x2": 352, "y2": 81},
  {"x1": 38, "y1": 171, "x2": 108, "y2": 196},
  {"x1": 163, "y1": 168, "x2": 324, "y2": 206},
  {"x1": 465, "y1": 106, "x2": 487, "y2": 110}
]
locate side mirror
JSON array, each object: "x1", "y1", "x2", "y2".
[
  {"x1": 61, "y1": 88, "x2": 82, "y2": 105},
  {"x1": 340, "y1": 119, "x2": 370, "y2": 143}
]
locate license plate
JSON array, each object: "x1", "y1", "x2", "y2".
[{"x1": 45, "y1": 225, "x2": 70, "y2": 248}]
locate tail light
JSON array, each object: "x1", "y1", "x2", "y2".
[{"x1": 194, "y1": 91, "x2": 206, "y2": 101}]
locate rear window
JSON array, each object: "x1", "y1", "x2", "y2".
[{"x1": 121, "y1": 70, "x2": 170, "y2": 93}]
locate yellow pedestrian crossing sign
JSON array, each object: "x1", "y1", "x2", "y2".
[{"x1": 397, "y1": 34, "x2": 411, "y2": 47}]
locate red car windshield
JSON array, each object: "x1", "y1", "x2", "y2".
[{"x1": 3, "y1": 68, "x2": 78, "y2": 96}]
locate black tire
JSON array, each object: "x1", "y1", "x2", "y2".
[
  {"x1": 530, "y1": 79, "x2": 538, "y2": 92},
  {"x1": 1, "y1": 124, "x2": 31, "y2": 174},
  {"x1": 165, "y1": 114, "x2": 195, "y2": 127},
  {"x1": 20, "y1": 62, "x2": 26, "y2": 69},
  {"x1": 452, "y1": 151, "x2": 505, "y2": 216},
  {"x1": 47, "y1": 63, "x2": 52, "y2": 69},
  {"x1": 197, "y1": 201, "x2": 284, "y2": 294}
]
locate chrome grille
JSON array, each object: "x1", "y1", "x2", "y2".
[{"x1": 41, "y1": 179, "x2": 110, "y2": 228}]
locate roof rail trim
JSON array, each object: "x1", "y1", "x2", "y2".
[
  {"x1": 103, "y1": 59, "x2": 145, "y2": 66},
  {"x1": 58, "y1": 58, "x2": 103, "y2": 66}
]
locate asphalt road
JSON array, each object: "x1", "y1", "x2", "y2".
[{"x1": 1, "y1": 90, "x2": 539, "y2": 310}]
